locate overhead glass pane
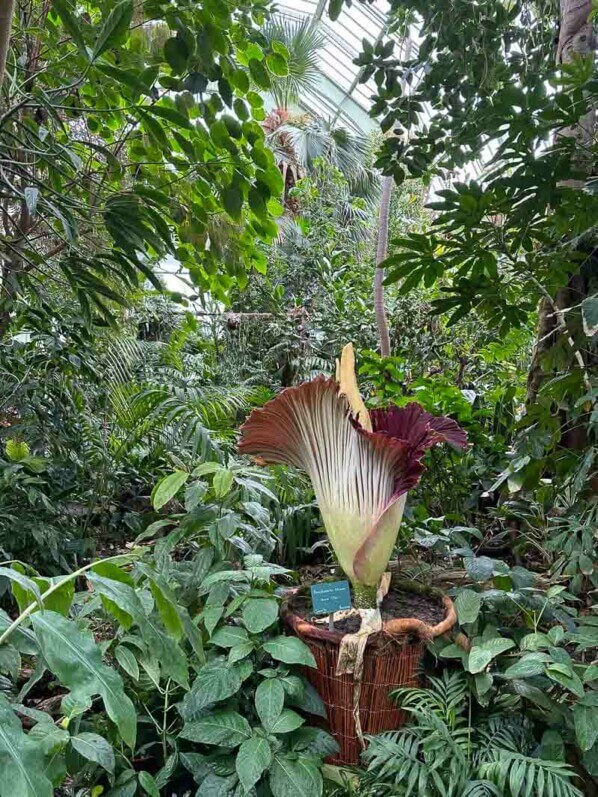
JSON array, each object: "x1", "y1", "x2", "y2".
[{"x1": 273, "y1": 0, "x2": 406, "y2": 133}]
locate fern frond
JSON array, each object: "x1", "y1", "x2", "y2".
[{"x1": 480, "y1": 751, "x2": 582, "y2": 797}]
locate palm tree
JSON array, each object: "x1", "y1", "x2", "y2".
[{"x1": 260, "y1": 15, "x2": 379, "y2": 209}]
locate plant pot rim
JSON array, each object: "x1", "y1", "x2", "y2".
[{"x1": 281, "y1": 578, "x2": 457, "y2": 645}]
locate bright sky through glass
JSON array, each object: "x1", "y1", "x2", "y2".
[{"x1": 274, "y1": 0, "x2": 399, "y2": 132}]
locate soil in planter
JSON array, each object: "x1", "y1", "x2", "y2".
[{"x1": 289, "y1": 585, "x2": 445, "y2": 633}]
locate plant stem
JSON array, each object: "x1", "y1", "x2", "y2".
[
  {"x1": 0, "y1": 552, "x2": 140, "y2": 646},
  {"x1": 352, "y1": 582, "x2": 378, "y2": 609}
]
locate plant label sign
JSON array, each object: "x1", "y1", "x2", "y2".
[{"x1": 311, "y1": 580, "x2": 351, "y2": 615}]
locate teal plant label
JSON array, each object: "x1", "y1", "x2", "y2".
[{"x1": 310, "y1": 580, "x2": 351, "y2": 615}]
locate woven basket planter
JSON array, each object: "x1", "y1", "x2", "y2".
[{"x1": 282, "y1": 581, "x2": 456, "y2": 766}]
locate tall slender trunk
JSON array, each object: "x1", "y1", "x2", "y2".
[
  {"x1": 372, "y1": 36, "x2": 412, "y2": 358},
  {"x1": 0, "y1": 0, "x2": 15, "y2": 92},
  {"x1": 0, "y1": 0, "x2": 15, "y2": 338},
  {"x1": 374, "y1": 175, "x2": 393, "y2": 357},
  {"x1": 526, "y1": 0, "x2": 595, "y2": 408}
]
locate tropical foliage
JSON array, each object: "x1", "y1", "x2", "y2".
[{"x1": 0, "y1": 0, "x2": 597, "y2": 795}]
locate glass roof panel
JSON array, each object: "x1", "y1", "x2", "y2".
[{"x1": 273, "y1": 0, "x2": 406, "y2": 133}]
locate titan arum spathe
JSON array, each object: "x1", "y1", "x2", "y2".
[{"x1": 239, "y1": 353, "x2": 467, "y2": 608}]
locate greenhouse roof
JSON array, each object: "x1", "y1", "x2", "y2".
[{"x1": 274, "y1": 0, "x2": 400, "y2": 133}]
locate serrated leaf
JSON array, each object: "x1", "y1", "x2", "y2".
[
  {"x1": 71, "y1": 732, "x2": 115, "y2": 774},
  {"x1": 262, "y1": 636, "x2": 316, "y2": 668}
]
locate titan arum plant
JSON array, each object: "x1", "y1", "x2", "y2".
[{"x1": 239, "y1": 345, "x2": 467, "y2": 609}]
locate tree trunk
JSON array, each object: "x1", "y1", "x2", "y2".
[
  {"x1": 374, "y1": 175, "x2": 393, "y2": 358},
  {"x1": 373, "y1": 36, "x2": 412, "y2": 359},
  {"x1": 0, "y1": 0, "x2": 15, "y2": 92},
  {"x1": 526, "y1": 0, "x2": 595, "y2": 404}
]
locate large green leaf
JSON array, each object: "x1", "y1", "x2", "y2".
[
  {"x1": 179, "y1": 711, "x2": 251, "y2": 747},
  {"x1": 30, "y1": 611, "x2": 136, "y2": 748},
  {"x1": 151, "y1": 471, "x2": 189, "y2": 510},
  {"x1": 269, "y1": 754, "x2": 322, "y2": 797},
  {"x1": 236, "y1": 735, "x2": 272, "y2": 793},
  {"x1": 52, "y1": 0, "x2": 89, "y2": 59},
  {"x1": 135, "y1": 564, "x2": 184, "y2": 641},
  {"x1": 574, "y1": 698, "x2": 598, "y2": 752},
  {"x1": 262, "y1": 636, "x2": 316, "y2": 668},
  {"x1": 0, "y1": 697, "x2": 54, "y2": 797},
  {"x1": 454, "y1": 589, "x2": 482, "y2": 625},
  {"x1": 71, "y1": 732, "x2": 115, "y2": 774},
  {"x1": 180, "y1": 663, "x2": 242, "y2": 720},
  {"x1": 267, "y1": 708, "x2": 304, "y2": 734},
  {"x1": 466, "y1": 638, "x2": 515, "y2": 674},
  {"x1": 210, "y1": 626, "x2": 249, "y2": 649},
  {"x1": 92, "y1": 0, "x2": 133, "y2": 60},
  {"x1": 242, "y1": 598, "x2": 279, "y2": 633},
  {"x1": 255, "y1": 678, "x2": 284, "y2": 729}
]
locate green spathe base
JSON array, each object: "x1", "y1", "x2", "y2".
[{"x1": 351, "y1": 582, "x2": 377, "y2": 609}]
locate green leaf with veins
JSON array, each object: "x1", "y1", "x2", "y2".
[
  {"x1": 255, "y1": 678, "x2": 285, "y2": 728},
  {"x1": 0, "y1": 696, "x2": 54, "y2": 797},
  {"x1": 236, "y1": 734, "x2": 273, "y2": 792},
  {"x1": 30, "y1": 611, "x2": 137, "y2": 748}
]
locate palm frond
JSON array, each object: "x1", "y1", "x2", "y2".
[
  {"x1": 261, "y1": 15, "x2": 326, "y2": 108},
  {"x1": 480, "y1": 752, "x2": 582, "y2": 797}
]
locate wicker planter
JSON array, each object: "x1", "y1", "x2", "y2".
[{"x1": 282, "y1": 581, "x2": 456, "y2": 766}]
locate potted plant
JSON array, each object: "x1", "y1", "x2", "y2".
[{"x1": 238, "y1": 346, "x2": 467, "y2": 764}]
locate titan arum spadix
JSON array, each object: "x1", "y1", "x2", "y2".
[{"x1": 239, "y1": 345, "x2": 467, "y2": 608}]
